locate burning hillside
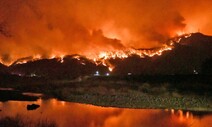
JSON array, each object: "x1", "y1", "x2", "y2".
[
  {"x1": 0, "y1": 32, "x2": 211, "y2": 78},
  {"x1": 0, "y1": 0, "x2": 212, "y2": 77},
  {"x1": 0, "y1": 30, "x2": 194, "y2": 69},
  {"x1": 0, "y1": 0, "x2": 212, "y2": 66},
  {"x1": 1, "y1": 33, "x2": 191, "y2": 70}
]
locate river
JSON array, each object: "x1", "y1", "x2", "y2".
[{"x1": 0, "y1": 98, "x2": 211, "y2": 127}]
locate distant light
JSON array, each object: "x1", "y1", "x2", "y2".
[
  {"x1": 128, "y1": 73, "x2": 132, "y2": 75},
  {"x1": 106, "y1": 73, "x2": 110, "y2": 76},
  {"x1": 94, "y1": 71, "x2": 100, "y2": 76},
  {"x1": 30, "y1": 73, "x2": 36, "y2": 77},
  {"x1": 193, "y1": 70, "x2": 198, "y2": 74},
  {"x1": 81, "y1": 62, "x2": 86, "y2": 65}
]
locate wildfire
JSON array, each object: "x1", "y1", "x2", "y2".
[
  {"x1": 85, "y1": 33, "x2": 192, "y2": 71},
  {"x1": 0, "y1": 33, "x2": 192, "y2": 72},
  {"x1": 85, "y1": 45, "x2": 173, "y2": 71}
]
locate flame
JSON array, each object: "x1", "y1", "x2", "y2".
[
  {"x1": 85, "y1": 33, "x2": 192, "y2": 71},
  {"x1": 0, "y1": 33, "x2": 192, "y2": 72},
  {"x1": 86, "y1": 45, "x2": 173, "y2": 71},
  {"x1": 1, "y1": 0, "x2": 211, "y2": 73}
]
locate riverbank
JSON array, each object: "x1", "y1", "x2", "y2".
[{"x1": 0, "y1": 74, "x2": 211, "y2": 111}]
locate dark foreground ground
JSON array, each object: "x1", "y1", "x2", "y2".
[{"x1": 0, "y1": 74, "x2": 211, "y2": 111}]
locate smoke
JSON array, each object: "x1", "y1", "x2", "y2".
[{"x1": 0, "y1": 0, "x2": 212, "y2": 64}]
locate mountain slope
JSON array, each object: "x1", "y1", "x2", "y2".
[
  {"x1": 4, "y1": 32, "x2": 212, "y2": 77},
  {"x1": 8, "y1": 55, "x2": 108, "y2": 78},
  {"x1": 0, "y1": 63, "x2": 7, "y2": 74},
  {"x1": 111, "y1": 33, "x2": 212, "y2": 75}
]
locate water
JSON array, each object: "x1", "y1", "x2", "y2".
[{"x1": 0, "y1": 98, "x2": 211, "y2": 127}]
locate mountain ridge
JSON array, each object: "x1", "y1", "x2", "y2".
[{"x1": 0, "y1": 32, "x2": 211, "y2": 77}]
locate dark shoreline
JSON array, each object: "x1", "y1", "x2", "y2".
[{"x1": 0, "y1": 74, "x2": 211, "y2": 111}]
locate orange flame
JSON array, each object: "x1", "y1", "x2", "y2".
[
  {"x1": 85, "y1": 33, "x2": 192, "y2": 71},
  {"x1": 0, "y1": 33, "x2": 192, "y2": 72}
]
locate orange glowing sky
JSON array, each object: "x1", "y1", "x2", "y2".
[{"x1": 0, "y1": 0, "x2": 212, "y2": 64}]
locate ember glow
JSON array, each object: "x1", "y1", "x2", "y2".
[
  {"x1": 87, "y1": 44, "x2": 173, "y2": 71},
  {"x1": 1, "y1": 33, "x2": 191, "y2": 72},
  {"x1": 0, "y1": 0, "x2": 211, "y2": 67}
]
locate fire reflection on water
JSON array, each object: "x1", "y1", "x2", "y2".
[{"x1": 0, "y1": 99, "x2": 211, "y2": 127}]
